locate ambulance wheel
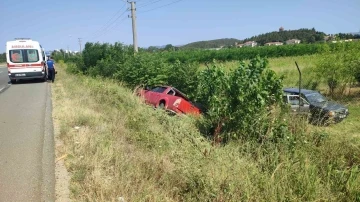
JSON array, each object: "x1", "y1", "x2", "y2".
[{"x1": 41, "y1": 74, "x2": 47, "y2": 82}]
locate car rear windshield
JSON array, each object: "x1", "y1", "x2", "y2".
[
  {"x1": 9, "y1": 49, "x2": 39, "y2": 63},
  {"x1": 151, "y1": 87, "x2": 167, "y2": 93}
]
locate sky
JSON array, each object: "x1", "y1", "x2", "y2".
[{"x1": 0, "y1": 0, "x2": 359, "y2": 52}]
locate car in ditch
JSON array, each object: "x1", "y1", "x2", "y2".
[
  {"x1": 137, "y1": 85, "x2": 203, "y2": 115},
  {"x1": 283, "y1": 88, "x2": 349, "y2": 124}
]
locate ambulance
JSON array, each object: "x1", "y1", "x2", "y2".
[{"x1": 6, "y1": 38, "x2": 48, "y2": 83}]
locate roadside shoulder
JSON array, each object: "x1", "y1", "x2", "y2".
[{"x1": 52, "y1": 73, "x2": 71, "y2": 202}]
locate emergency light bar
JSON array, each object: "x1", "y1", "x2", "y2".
[{"x1": 14, "y1": 38, "x2": 32, "y2": 40}]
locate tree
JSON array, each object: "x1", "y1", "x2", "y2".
[
  {"x1": 195, "y1": 57, "x2": 283, "y2": 142},
  {"x1": 0, "y1": 53, "x2": 6, "y2": 63},
  {"x1": 309, "y1": 36, "x2": 316, "y2": 43},
  {"x1": 164, "y1": 44, "x2": 175, "y2": 51},
  {"x1": 314, "y1": 44, "x2": 360, "y2": 95},
  {"x1": 243, "y1": 28, "x2": 326, "y2": 44},
  {"x1": 147, "y1": 46, "x2": 159, "y2": 52}
]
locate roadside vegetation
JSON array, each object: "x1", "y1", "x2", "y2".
[
  {"x1": 52, "y1": 41, "x2": 360, "y2": 201},
  {"x1": 54, "y1": 62, "x2": 360, "y2": 201},
  {"x1": 0, "y1": 52, "x2": 6, "y2": 63}
]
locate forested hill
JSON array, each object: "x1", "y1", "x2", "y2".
[
  {"x1": 179, "y1": 28, "x2": 328, "y2": 49},
  {"x1": 153, "y1": 29, "x2": 359, "y2": 50},
  {"x1": 180, "y1": 38, "x2": 241, "y2": 49},
  {"x1": 243, "y1": 28, "x2": 327, "y2": 45}
]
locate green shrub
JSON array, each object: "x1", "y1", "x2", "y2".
[{"x1": 194, "y1": 57, "x2": 284, "y2": 142}]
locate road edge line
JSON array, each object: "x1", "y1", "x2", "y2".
[
  {"x1": 41, "y1": 83, "x2": 56, "y2": 201},
  {"x1": 0, "y1": 84, "x2": 11, "y2": 94}
]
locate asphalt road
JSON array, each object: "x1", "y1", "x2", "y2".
[
  {"x1": 0, "y1": 67, "x2": 55, "y2": 202},
  {"x1": 0, "y1": 66, "x2": 10, "y2": 93}
]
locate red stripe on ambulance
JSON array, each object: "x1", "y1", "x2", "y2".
[{"x1": 7, "y1": 63, "x2": 43, "y2": 68}]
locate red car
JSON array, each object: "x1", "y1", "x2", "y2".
[{"x1": 137, "y1": 86, "x2": 202, "y2": 115}]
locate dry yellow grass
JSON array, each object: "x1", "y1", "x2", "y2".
[{"x1": 52, "y1": 68, "x2": 181, "y2": 201}]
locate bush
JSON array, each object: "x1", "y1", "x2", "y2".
[{"x1": 194, "y1": 57, "x2": 284, "y2": 142}]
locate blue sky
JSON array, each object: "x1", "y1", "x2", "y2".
[{"x1": 0, "y1": 0, "x2": 359, "y2": 52}]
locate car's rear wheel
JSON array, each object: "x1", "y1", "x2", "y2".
[
  {"x1": 158, "y1": 102, "x2": 165, "y2": 109},
  {"x1": 10, "y1": 79, "x2": 16, "y2": 84}
]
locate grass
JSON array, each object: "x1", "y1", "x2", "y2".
[
  {"x1": 268, "y1": 54, "x2": 324, "y2": 90},
  {"x1": 53, "y1": 62, "x2": 360, "y2": 201},
  {"x1": 200, "y1": 54, "x2": 321, "y2": 88}
]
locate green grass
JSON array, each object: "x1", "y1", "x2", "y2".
[
  {"x1": 267, "y1": 54, "x2": 319, "y2": 73},
  {"x1": 53, "y1": 62, "x2": 360, "y2": 201},
  {"x1": 200, "y1": 54, "x2": 321, "y2": 88}
]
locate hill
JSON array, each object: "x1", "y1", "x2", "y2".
[
  {"x1": 350, "y1": 32, "x2": 360, "y2": 35},
  {"x1": 148, "y1": 29, "x2": 359, "y2": 51},
  {"x1": 178, "y1": 28, "x2": 328, "y2": 49},
  {"x1": 242, "y1": 28, "x2": 327, "y2": 45},
  {"x1": 180, "y1": 38, "x2": 241, "y2": 49}
]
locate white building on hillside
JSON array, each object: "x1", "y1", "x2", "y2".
[
  {"x1": 265, "y1": 42, "x2": 283, "y2": 46},
  {"x1": 243, "y1": 41, "x2": 258, "y2": 47},
  {"x1": 286, "y1": 39, "x2": 301, "y2": 44}
]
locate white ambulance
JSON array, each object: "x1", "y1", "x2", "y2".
[{"x1": 6, "y1": 38, "x2": 48, "y2": 83}]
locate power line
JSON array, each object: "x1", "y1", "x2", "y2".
[
  {"x1": 137, "y1": 0, "x2": 164, "y2": 8},
  {"x1": 135, "y1": 0, "x2": 151, "y2": 3},
  {"x1": 137, "y1": 0, "x2": 184, "y2": 14},
  {"x1": 84, "y1": 4, "x2": 127, "y2": 39},
  {"x1": 90, "y1": 16, "x2": 128, "y2": 41},
  {"x1": 89, "y1": 10, "x2": 129, "y2": 40},
  {"x1": 87, "y1": 10, "x2": 128, "y2": 40}
]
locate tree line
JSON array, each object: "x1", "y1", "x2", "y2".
[
  {"x1": 145, "y1": 28, "x2": 360, "y2": 51},
  {"x1": 156, "y1": 41, "x2": 360, "y2": 63},
  {"x1": 243, "y1": 28, "x2": 326, "y2": 45},
  {"x1": 0, "y1": 53, "x2": 5, "y2": 63}
]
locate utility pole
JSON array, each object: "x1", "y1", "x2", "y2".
[
  {"x1": 78, "y1": 38, "x2": 82, "y2": 53},
  {"x1": 129, "y1": 1, "x2": 138, "y2": 53}
]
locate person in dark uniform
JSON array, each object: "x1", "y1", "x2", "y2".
[{"x1": 46, "y1": 56, "x2": 56, "y2": 83}]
